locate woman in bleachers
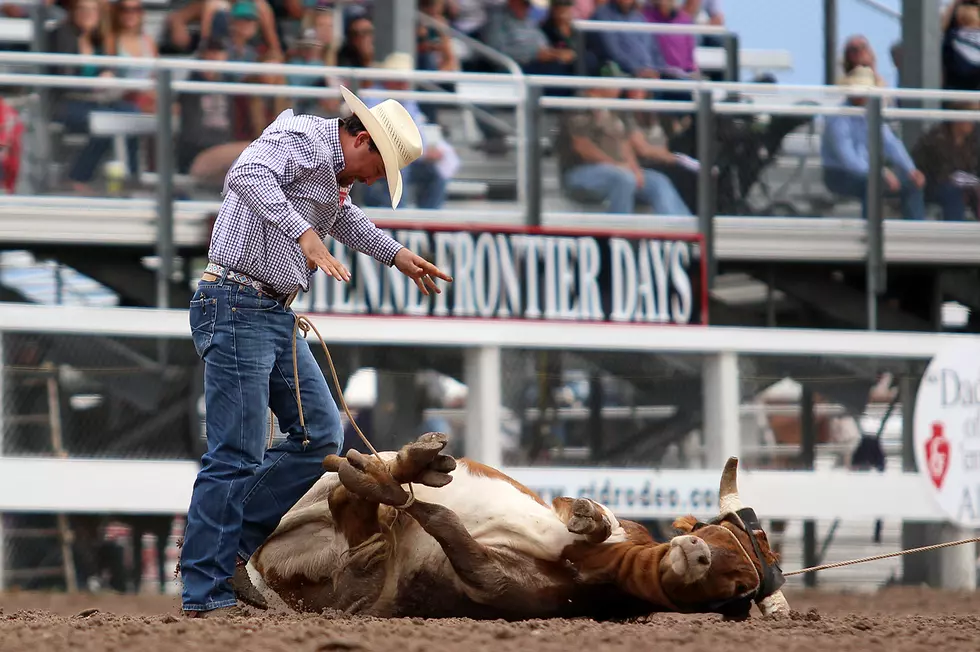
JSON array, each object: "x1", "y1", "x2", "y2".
[
  {"x1": 336, "y1": 10, "x2": 374, "y2": 68},
  {"x1": 49, "y1": 0, "x2": 142, "y2": 194},
  {"x1": 106, "y1": 0, "x2": 159, "y2": 114}
]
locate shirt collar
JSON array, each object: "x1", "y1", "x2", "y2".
[{"x1": 323, "y1": 118, "x2": 347, "y2": 178}]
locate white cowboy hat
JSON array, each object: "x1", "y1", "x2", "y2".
[
  {"x1": 375, "y1": 51, "x2": 415, "y2": 72},
  {"x1": 340, "y1": 84, "x2": 423, "y2": 209}
]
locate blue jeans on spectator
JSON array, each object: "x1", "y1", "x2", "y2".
[
  {"x1": 57, "y1": 99, "x2": 140, "y2": 184},
  {"x1": 823, "y1": 167, "x2": 925, "y2": 220},
  {"x1": 564, "y1": 163, "x2": 692, "y2": 215},
  {"x1": 364, "y1": 159, "x2": 448, "y2": 209},
  {"x1": 925, "y1": 182, "x2": 970, "y2": 221},
  {"x1": 180, "y1": 275, "x2": 344, "y2": 612}
]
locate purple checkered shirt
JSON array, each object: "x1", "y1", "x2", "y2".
[{"x1": 208, "y1": 109, "x2": 404, "y2": 295}]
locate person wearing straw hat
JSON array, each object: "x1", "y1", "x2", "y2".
[
  {"x1": 179, "y1": 86, "x2": 453, "y2": 619},
  {"x1": 821, "y1": 65, "x2": 926, "y2": 220}
]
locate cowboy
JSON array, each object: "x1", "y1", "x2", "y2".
[{"x1": 179, "y1": 86, "x2": 453, "y2": 618}]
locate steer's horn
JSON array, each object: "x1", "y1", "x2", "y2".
[
  {"x1": 757, "y1": 589, "x2": 790, "y2": 617},
  {"x1": 719, "y1": 456, "x2": 745, "y2": 514}
]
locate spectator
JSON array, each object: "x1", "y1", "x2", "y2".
[
  {"x1": 644, "y1": 0, "x2": 700, "y2": 79},
  {"x1": 483, "y1": 0, "x2": 570, "y2": 74},
  {"x1": 417, "y1": 0, "x2": 459, "y2": 73},
  {"x1": 821, "y1": 66, "x2": 925, "y2": 220},
  {"x1": 592, "y1": 0, "x2": 665, "y2": 79},
  {"x1": 48, "y1": 0, "x2": 141, "y2": 195},
  {"x1": 336, "y1": 11, "x2": 374, "y2": 68},
  {"x1": 361, "y1": 52, "x2": 454, "y2": 210},
  {"x1": 175, "y1": 37, "x2": 251, "y2": 189},
  {"x1": 286, "y1": 27, "x2": 342, "y2": 117},
  {"x1": 841, "y1": 34, "x2": 887, "y2": 87},
  {"x1": 911, "y1": 101, "x2": 980, "y2": 221},
  {"x1": 539, "y1": 0, "x2": 597, "y2": 80},
  {"x1": 556, "y1": 62, "x2": 692, "y2": 215},
  {"x1": 106, "y1": 0, "x2": 158, "y2": 114},
  {"x1": 162, "y1": 0, "x2": 282, "y2": 59},
  {"x1": 942, "y1": 0, "x2": 980, "y2": 91}
]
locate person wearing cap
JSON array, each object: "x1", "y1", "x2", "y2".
[
  {"x1": 179, "y1": 87, "x2": 453, "y2": 619},
  {"x1": 821, "y1": 65, "x2": 925, "y2": 220}
]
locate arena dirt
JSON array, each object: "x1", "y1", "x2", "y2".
[{"x1": 1, "y1": 587, "x2": 978, "y2": 652}]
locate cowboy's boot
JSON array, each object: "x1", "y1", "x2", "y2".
[{"x1": 232, "y1": 556, "x2": 269, "y2": 610}]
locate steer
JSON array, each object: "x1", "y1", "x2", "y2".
[{"x1": 248, "y1": 433, "x2": 790, "y2": 621}]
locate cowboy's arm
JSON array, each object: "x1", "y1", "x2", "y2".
[
  {"x1": 223, "y1": 129, "x2": 323, "y2": 241},
  {"x1": 330, "y1": 195, "x2": 404, "y2": 267}
]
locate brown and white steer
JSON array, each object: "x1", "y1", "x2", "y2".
[{"x1": 248, "y1": 433, "x2": 790, "y2": 620}]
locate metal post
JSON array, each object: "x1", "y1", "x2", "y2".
[
  {"x1": 0, "y1": 332, "x2": 5, "y2": 591},
  {"x1": 575, "y1": 30, "x2": 587, "y2": 76},
  {"x1": 697, "y1": 90, "x2": 716, "y2": 288},
  {"x1": 865, "y1": 95, "x2": 884, "y2": 331},
  {"x1": 800, "y1": 385, "x2": 818, "y2": 588},
  {"x1": 372, "y1": 0, "x2": 418, "y2": 63},
  {"x1": 464, "y1": 346, "x2": 502, "y2": 467},
  {"x1": 723, "y1": 33, "x2": 740, "y2": 83},
  {"x1": 30, "y1": 1, "x2": 51, "y2": 194},
  {"x1": 156, "y1": 69, "x2": 174, "y2": 312},
  {"x1": 823, "y1": 0, "x2": 838, "y2": 85},
  {"x1": 525, "y1": 85, "x2": 542, "y2": 227}
]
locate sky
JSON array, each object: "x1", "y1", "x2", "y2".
[{"x1": 724, "y1": 0, "x2": 905, "y2": 86}]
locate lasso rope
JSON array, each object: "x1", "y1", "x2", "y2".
[
  {"x1": 270, "y1": 313, "x2": 973, "y2": 574},
  {"x1": 265, "y1": 313, "x2": 415, "y2": 510},
  {"x1": 784, "y1": 536, "x2": 980, "y2": 577}
]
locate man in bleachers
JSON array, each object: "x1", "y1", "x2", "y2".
[
  {"x1": 483, "y1": 0, "x2": 573, "y2": 74},
  {"x1": 361, "y1": 52, "x2": 454, "y2": 210},
  {"x1": 821, "y1": 66, "x2": 925, "y2": 220},
  {"x1": 591, "y1": 0, "x2": 666, "y2": 79},
  {"x1": 556, "y1": 62, "x2": 691, "y2": 215}
]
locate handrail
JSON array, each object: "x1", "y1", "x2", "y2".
[
  {"x1": 418, "y1": 11, "x2": 524, "y2": 81},
  {"x1": 853, "y1": 0, "x2": 901, "y2": 21},
  {"x1": 572, "y1": 19, "x2": 730, "y2": 36}
]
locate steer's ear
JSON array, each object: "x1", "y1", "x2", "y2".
[
  {"x1": 323, "y1": 454, "x2": 345, "y2": 472},
  {"x1": 672, "y1": 515, "x2": 698, "y2": 534}
]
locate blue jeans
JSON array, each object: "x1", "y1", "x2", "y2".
[
  {"x1": 925, "y1": 182, "x2": 969, "y2": 221},
  {"x1": 823, "y1": 167, "x2": 925, "y2": 220},
  {"x1": 56, "y1": 99, "x2": 140, "y2": 184},
  {"x1": 564, "y1": 163, "x2": 692, "y2": 215},
  {"x1": 180, "y1": 274, "x2": 344, "y2": 612},
  {"x1": 364, "y1": 159, "x2": 448, "y2": 209}
]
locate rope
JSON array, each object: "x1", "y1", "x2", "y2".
[
  {"x1": 784, "y1": 536, "x2": 980, "y2": 577},
  {"x1": 265, "y1": 312, "x2": 415, "y2": 511}
]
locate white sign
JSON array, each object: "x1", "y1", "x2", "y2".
[
  {"x1": 913, "y1": 342, "x2": 980, "y2": 528},
  {"x1": 292, "y1": 226, "x2": 705, "y2": 325}
]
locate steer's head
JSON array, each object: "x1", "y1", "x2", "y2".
[{"x1": 658, "y1": 457, "x2": 790, "y2": 619}]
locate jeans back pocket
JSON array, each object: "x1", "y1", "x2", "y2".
[{"x1": 189, "y1": 293, "x2": 219, "y2": 359}]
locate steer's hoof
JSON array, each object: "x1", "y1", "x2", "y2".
[
  {"x1": 566, "y1": 498, "x2": 612, "y2": 543},
  {"x1": 391, "y1": 432, "x2": 457, "y2": 486},
  {"x1": 231, "y1": 560, "x2": 268, "y2": 610}
]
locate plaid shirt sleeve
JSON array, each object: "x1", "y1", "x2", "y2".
[
  {"x1": 223, "y1": 129, "x2": 325, "y2": 241},
  {"x1": 330, "y1": 191, "x2": 404, "y2": 267}
]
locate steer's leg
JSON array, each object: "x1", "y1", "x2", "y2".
[{"x1": 327, "y1": 440, "x2": 560, "y2": 615}]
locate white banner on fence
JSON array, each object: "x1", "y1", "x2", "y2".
[{"x1": 0, "y1": 458, "x2": 946, "y2": 522}]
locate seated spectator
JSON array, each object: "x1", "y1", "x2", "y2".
[
  {"x1": 162, "y1": 0, "x2": 282, "y2": 60},
  {"x1": 483, "y1": 0, "x2": 573, "y2": 75},
  {"x1": 106, "y1": 0, "x2": 158, "y2": 114},
  {"x1": 821, "y1": 66, "x2": 925, "y2": 220},
  {"x1": 644, "y1": 0, "x2": 700, "y2": 79},
  {"x1": 336, "y1": 11, "x2": 375, "y2": 68},
  {"x1": 592, "y1": 0, "x2": 665, "y2": 79},
  {"x1": 361, "y1": 52, "x2": 454, "y2": 210},
  {"x1": 175, "y1": 37, "x2": 251, "y2": 189},
  {"x1": 841, "y1": 34, "x2": 887, "y2": 87},
  {"x1": 556, "y1": 63, "x2": 692, "y2": 215},
  {"x1": 286, "y1": 26, "x2": 342, "y2": 117},
  {"x1": 48, "y1": 0, "x2": 141, "y2": 194},
  {"x1": 942, "y1": 0, "x2": 980, "y2": 91},
  {"x1": 539, "y1": 0, "x2": 597, "y2": 81},
  {"x1": 417, "y1": 0, "x2": 459, "y2": 73},
  {"x1": 911, "y1": 101, "x2": 980, "y2": 221}
]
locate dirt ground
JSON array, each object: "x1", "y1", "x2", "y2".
[{"x1": 1, "y1": 586, "x2": 978, "y2": 652}]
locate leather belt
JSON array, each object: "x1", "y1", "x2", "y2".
[{"x1": 201, "y1": 262, "x2": 299, "y2": 308}]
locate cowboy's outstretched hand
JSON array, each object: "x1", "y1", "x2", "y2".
[{"x1": 393, "y1": 248, "x2": 453, "y2": 295}]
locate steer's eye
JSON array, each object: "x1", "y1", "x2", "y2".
[{"x1": 735, "y1": 583, "x2": 747, "y2": 594}]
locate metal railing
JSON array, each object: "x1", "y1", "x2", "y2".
[{"x1": 3, "y1": 50, "x2": 980, "y2": 327}]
